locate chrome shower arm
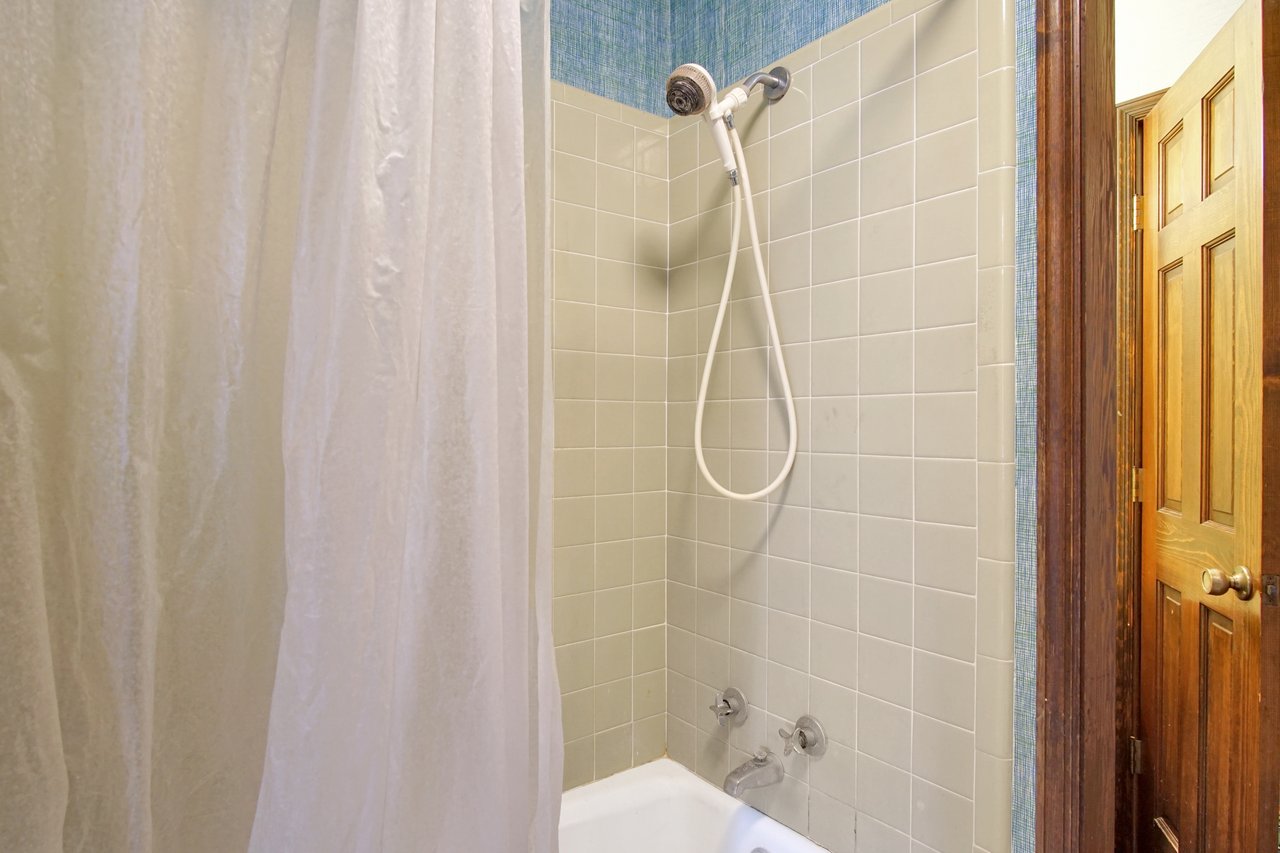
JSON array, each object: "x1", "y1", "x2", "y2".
[
  {"x1": 740, "y1": 66, "x2": 791, "y2": 102},
  {"x1": 741, "y1": 71, "x2": 782, "y2": 90}
]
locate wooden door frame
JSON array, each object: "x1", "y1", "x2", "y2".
[
  {"x1": 1114, "y1": 89, "x2": 1163, "y2": 853},
  {"x1": 1036, "y1": 1, "x2": 1280, "y2": 851}
]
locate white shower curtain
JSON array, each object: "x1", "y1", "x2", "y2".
[{"x1": 0, "y1": 0, "x2": 561, "y2": 850}]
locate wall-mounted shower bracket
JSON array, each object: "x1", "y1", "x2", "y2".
[{"x1": 742, "y1": 66, "x2": 791, "y2": 102}]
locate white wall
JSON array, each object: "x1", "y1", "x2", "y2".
[{"x1": 1116, "y1": 0, "x2": 1244, "y2": 102}]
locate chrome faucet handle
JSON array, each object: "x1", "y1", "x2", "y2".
[
  {"x1": 708, "y1": 686, "x2": 748, "y2": 727},
  {"x1": 778, "y1": 714, "x2": 827, "y2": 757},
  {"x1": 777, "y1": 724, "x2": 802, "y2": 756}
]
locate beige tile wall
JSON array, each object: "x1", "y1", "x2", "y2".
[
  {"x1": 549, "y1": 0, "x2": 1015, "y2": 846},
  {"x1": 661, "y1": 1, "x2": 1016, "y2": 852},
  {"x1": 550, "y1": 83, "x2": 671, "y2": 788}
]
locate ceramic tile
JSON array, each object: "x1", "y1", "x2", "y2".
[
  {"x1": 911, "y1": 777, "x2": 974, "y2": 853},
  {"x1": 916, "y1": 54, "x2": 977, "y2": 136},
  {"x1": 862, "y1": 81, "x2": 915, "y2": 154},
  {"x1": 916, "y1": 121, "x2": 977, "y2": 200},
  {"x1": 915, "y1": 0, "x2": 976, "y2": 72},
  {"x1": 860, "y1": 18, "x2": 914, "y2": 97},
  {"x1": 913, "y1": 713, "x2": 976, "y2": 797},
  {"x1": 549, "y1": 8, "x2": 1021, "y2": 835},
  {"x1": 815, "y1": 42, "x2": 862, "y2": 114}
]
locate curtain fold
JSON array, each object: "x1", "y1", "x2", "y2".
[
  {"x1": 521, "y1": 0, "x2": 564, "y2": 847},
  {"x1": 0, "y1": 0, "x2": 559, "y2": 849}
]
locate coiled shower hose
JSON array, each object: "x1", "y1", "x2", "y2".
[{"x1": 693, "y1": 123, "x2": 797, "y2": 501}]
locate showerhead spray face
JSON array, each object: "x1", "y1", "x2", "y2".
[
  {"x1": 665, "y1": 63, "x2": 717, "y2": 116},
  {"x1": 666, "y1": 63, "x2": 744, "y2": 177}
]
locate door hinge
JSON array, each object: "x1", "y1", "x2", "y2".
[
  {"x1": 1132, "y1": 194, "x2": 1145, "y2": 232},
  {"x1": 1131, "y1": 467, "x2": 1143, "y2": 503},
  {"x1": 1130, "y1": 736, "x2": 1144, "y2": 775}
]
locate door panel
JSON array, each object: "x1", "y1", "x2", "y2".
[
  {"x1": 1158, "y1": 260, "x2": 1186, "y2": 512},
  {"x1": 1202, "y1": 233, "x2": 1236, "y2": 528},
  {"x1": 1162, "y1": 123, "x2": 1187, "y2": 225},
  {"x1": 1199, "y1": 608, "x2": 1240, "y2": 852},
  {"x1": 1139, "y1": 3, "x2": 1264, "y2": 852},
  {"x1": 1153, "y1": 582, "x2": 1184, "y2": 848},
  {"x1": 1205, "y1": 73, "x2": 1236, "y2": 195}
]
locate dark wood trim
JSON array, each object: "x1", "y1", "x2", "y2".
[
  {"x1": 1043, "y1": 0, "x2": 1279, "y2": 848},
  {"x1": 1258, "y1": 2, "x2": 1280, "y2": 848},
  {"x1": 1034, "y1": 0, "x2": 1118, "y2": 851},
  {"x1": 1113, "y1": 90, "x2": 1162, "y2": 853}
]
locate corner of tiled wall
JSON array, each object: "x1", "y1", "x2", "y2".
[{"x1": 550, "y1": 83, "x2": 671, "y2": 789}]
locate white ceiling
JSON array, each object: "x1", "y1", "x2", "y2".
[{"x1": 1115, "y1": 0, "x2": 1245, "y2": 102}]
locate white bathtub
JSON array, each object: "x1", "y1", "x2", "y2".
[{"x1": 559, "y1": 758, "x2": 825, "y2": 853}]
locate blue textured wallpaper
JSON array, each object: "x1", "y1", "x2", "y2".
[
  {"x1": 670, "y1": 0, "x2": 895, "y2": 109},
  {"x1": 551, "y1": 0, "x2": 673, "y2": 115},
  {"x1": 1012, "y1": 0, "x2": 1038, "y2": 847},
  {"x1": 551, "y1": 0, "x2": 893, "y2": 115}
]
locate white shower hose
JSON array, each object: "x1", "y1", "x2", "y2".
[{"x1": 693, "y1": 122, "x2": 798, "y2": 501}]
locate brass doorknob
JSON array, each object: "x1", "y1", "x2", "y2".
[{"x1": 1201, "y1": 566, "x2": 1254, "y2": 600}]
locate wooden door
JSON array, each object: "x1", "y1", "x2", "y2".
[{"x1": 1138, "y1": 3, "x2": 1266, "y2": 852}]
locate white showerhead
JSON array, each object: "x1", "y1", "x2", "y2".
[
  {"x1": 665, "y1": 63, "x2": 718, "y2": 116},
  {"x1": 666, "y1": 62, "x2": 745, "y2": 175}
]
